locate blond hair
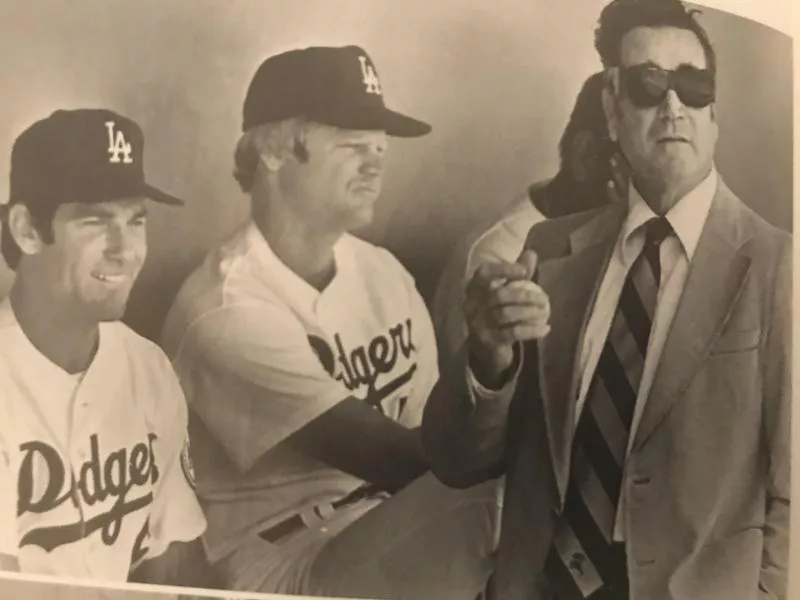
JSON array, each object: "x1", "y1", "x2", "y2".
[{"x1": 232, "y1": 118, "x2": 312, "y2": 193}]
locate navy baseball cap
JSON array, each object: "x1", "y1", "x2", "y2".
[
  {"x1": 8, "y1": 108, "x2": 183, "y2": 211},
  {"x1": 242, "y1": 45, "x2": 431, "y2": 137}
]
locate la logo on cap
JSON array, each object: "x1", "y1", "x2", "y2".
[
  {"x1": 358, "y1": 55, "x2": 382, "y2": 96},
  {"x1": 105, "y1": 121, "x2": 133, "y2": 164}
]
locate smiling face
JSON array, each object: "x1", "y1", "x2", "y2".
[
  {"x1": 277, "y1": 125, "x2": 388, "y2": 233},
  {"x1": 605, "y1": 26, "x2": 718, "y2": 205},
  {"x1": 21, "y1": 197, "x2": 148, "y2": 323}
]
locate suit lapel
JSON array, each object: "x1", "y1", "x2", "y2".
[
  {"x1": 533, "y1": 205, "x2": 625, "y2": 500},
  {"x1": 633, "y1": 181, "x2": 753, "y2": 450}
]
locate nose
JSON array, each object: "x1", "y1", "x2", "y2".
[
  {"x1": 359, "y1": 145, "x2": 385, "y2": 177},
  {"x1": 659, "y1": 89, "x2": 685, "y2": 120},
  {"x1": 105, "y1": 222, "x2": 143, "y2": 262}
]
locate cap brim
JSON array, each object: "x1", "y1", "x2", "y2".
[
  {"x1": 142, "y1": 183, "x2": 184, "y2": 206},
  {"x1": 380, "y1": 108, "x2": 432, "y2": 138}
]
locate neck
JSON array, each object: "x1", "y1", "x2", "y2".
[
  {"x1": 10, "y1": 279, "x2": 99, "y2": 374},
  {"x1": 632, "y1": 166, "x2": 712, "y2": 215},
  {"x1": 251, "y1": 195, "x2": 341, "y2": 291}
]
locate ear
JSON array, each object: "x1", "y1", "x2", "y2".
[
  {"x1": 8, "y1": 204, "x2": 45, "y2": 257},
  {"x1": 258, "y1": 149, "x2": 284, "y2": 173},
  {"x1": 601, "y1": 69, "x2": 620, "y2": 143}
]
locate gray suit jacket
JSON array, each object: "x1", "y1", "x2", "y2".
[{"x1": 422, "y1": 180, "x2": 791, "y2": 600}]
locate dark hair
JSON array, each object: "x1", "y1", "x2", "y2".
[
  {"x1": 595, "y1": 0, "x2": 716, "y2": 75},
  {"x1": 558, "y1": 71, "x2": 609, "y2": 164},
  {"x1": 1, "y1": 201, "x2": 56, "y2": 270}
]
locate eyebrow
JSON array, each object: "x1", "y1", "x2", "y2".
[
  {"x1": 336, "y1": 138, "x2": 374, "y2": 145},
  {"x1": 69, "y1": 203, "x2": 148, "y2": 219},
  {"x1": 334, "y1": 137, "x2": 387, "y2": 153}
]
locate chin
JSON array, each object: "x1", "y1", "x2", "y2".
[
  {"x1": 94, "y1": 307, "x2": 127, "y2": 323},
  {"x1": 650, "y1": 151, "x2": 694, "y2": 177},
  {"x1": 343, "y1": 205, "x2": 376, "y2": 231},
  {"x1": 86, "y1": 295, "x2": 131, "y2": 323}
]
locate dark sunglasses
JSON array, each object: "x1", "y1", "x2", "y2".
[{"x1": 620, "y1": 64, "x2": 715, "y2": 109}]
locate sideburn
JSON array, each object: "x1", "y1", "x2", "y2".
[{"x1": 293, "y1": 139, "x2": 310, "y2": 164}]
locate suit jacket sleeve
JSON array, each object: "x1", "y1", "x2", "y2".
[
  {"x1": 422, "y1": 340, "x2": 525, "y2": 488},
  {"x1": 758, "y1": 236, "x2": 791, "y2": 599},
  {"x1": 423, "y1": 214, "x2": 559, "y2": 489}
]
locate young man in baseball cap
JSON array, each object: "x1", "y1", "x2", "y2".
[
  {"x1": 0, "y1": 109, "x2": 207, "y2": 584},
  {"x1": 161, "y1": 46, "x2": 497, "y2": 598}
]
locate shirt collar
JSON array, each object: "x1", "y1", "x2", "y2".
[
  {"x1": 0, "y1": 297, "x2": 102, "y2": 385},
  {"x1": 244, "y1": 221, "x2": 319, "y2": 311},
  {"x1": 621, "y1": 166, "x2": 718, "y2": 264},
  {"x1": 243, "y1": 221, "x2": 348, "y2": 311}
]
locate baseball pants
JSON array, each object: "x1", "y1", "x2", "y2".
[{"x1": 216, "y1": 472, "x2": 501, "y2": 599}]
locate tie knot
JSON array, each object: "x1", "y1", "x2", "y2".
[{"x1": 644, "y1": 216, "x2": 672, "y2": 247}]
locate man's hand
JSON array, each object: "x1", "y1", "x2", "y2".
[{"x1": 465, "y1": 249, "x2": 550, "y2": 387}]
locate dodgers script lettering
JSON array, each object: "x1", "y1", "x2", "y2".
[
  {"x1": 335, "y1": 318, "x2": 415, "y2": 394},
  {"x1": 17, "y1": 433, "x2": 159, "y2": 552},
  {"x1": 308, "y1": 319, "x2": 418, "y2": 415}
]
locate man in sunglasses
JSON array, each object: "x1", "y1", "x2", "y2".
[{"x1": 422, "y1": 1, "x2": 791, "y2": 599}]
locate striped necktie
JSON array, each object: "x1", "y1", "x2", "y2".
[{"x1": 544, "y1": 216, "x2": 673, "y2": 599}]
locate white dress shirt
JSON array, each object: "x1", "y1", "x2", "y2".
[
  {"x1": 577, "y1": 167, "x2": 718, "y2": 540},
  {"x1": 469, "y1": 166, "x2": 719, "y2": 541}
]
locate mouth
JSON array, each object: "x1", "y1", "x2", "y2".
[
  {"x1": 92, "y1": 272, "x2": 132, "y2": 285},
  {"x1": 657, "y1": 135, "x2": 690, "y2": 144},
  {"x1": 353, "y1": 185, "x2": 380, "y2": 195}
]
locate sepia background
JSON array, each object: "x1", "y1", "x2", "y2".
[
  {"x1": 0, "y1": 0, "x2": 791, "y2": 341},
  {"x1": 0, "y1": 0, "x2": 794, "y2": 598}
]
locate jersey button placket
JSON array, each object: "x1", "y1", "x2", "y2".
[{"x1": 69, "y1": 443, "x2": 88, "y2": 541}]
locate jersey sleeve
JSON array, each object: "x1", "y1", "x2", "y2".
[
  {"x1": 390, "y1": 260, "x2": 439, "y2": 429},
  {"x1": 467, "y1": 192, "x2": 547, "y2": 276},
  {"x1": 430, "y1": 232, "x2": 478, "y2": 367},
  {"x1": 142, "y1": 352, "x2": 206, "y2": 561},
  {"x1": 177, "y1": 302, "x2": 347, "y2": 473}
]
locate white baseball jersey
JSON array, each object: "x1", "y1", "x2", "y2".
[
  {"x1": 0, "y1": 298, "x2": 206, "y2": 581},
  {"x1": 160, "y1": 221, "x2": 438, "y2": 564}
]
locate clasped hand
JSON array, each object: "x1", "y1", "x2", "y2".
[{"x1": 465, "y1": 249, "x2": 551, "y2": 386}]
